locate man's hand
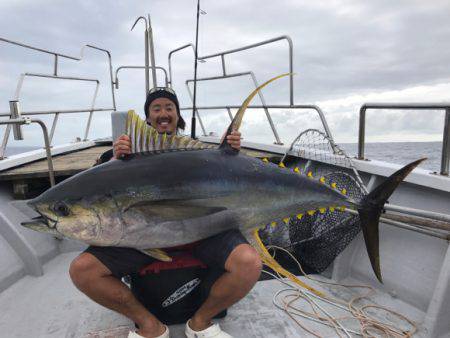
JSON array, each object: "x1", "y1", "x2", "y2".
[
  {"x1": 226, "y1": 130, "x2": 241, "y2": 151},
  {"x1": 113, "y1": 134, "x2": 132, "y2": 159}
]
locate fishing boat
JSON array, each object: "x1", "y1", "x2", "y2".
[{"x1": 0, "y1": 11, "x2": 449, "y2": 338}]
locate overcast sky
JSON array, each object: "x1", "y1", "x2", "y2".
[{"x1": 1, "y1": 0, "x2": 449, "y2": 149}]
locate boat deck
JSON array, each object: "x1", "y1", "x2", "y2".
[
  {"x1": 0, "y1": 146, "x2": 111, "y2": 181},
  {"x1": 0, "y1": 252, "x2": 426, "y2": 338}
]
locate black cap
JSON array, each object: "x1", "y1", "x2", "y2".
[{"x1": 144, "y1": 88, "x2": 186, "y2": 130}]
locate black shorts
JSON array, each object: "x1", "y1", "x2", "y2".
[{"x1": 84, "y1": 229, "x2": 248, "y2": 279}]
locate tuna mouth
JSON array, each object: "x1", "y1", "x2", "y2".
[{"x1": 21, "y1": 213, "x2": 58, "y2": 229}]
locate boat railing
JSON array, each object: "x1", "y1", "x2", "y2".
[
  {"x1": 169, "y1": 36, "x2": 294, "y2": 144},
  {"x1": 184, "y1": 71, "x2": 283, "y2": 144},
  {"x1": 169, "y1": 36, "x2": 294, "y2": 104},
  {"x1": 358, "y1": 103, "x2": 450, "y2": 176},
  {"x1": 0, "y1": 37, "x2": 116, "y2": 159},
  {"x1": 0, "y1": 118, "x2": 55, "y2": 185},
  {"x1": 115, "y1": 66, "x2": 169, "y2": 91},
  {"x1": 179, "y1": 104, "x2": 335, "y2": 146}
]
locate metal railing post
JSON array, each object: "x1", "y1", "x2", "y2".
[
  {"x1": 9, "y1": 101, "x2": 23, "y2": 140},
  {"x1": 148, "y1": 14, "x2": 158, "y2": 88},
  {"x1": 131, "y1": 16, "x2": 150, "y2": 95},
  {"x1": 167, "y1": 43, "x2": 195, "y2": 87},
  {"x1": 83, "y1": 81, "x2": 100, "y2": 141},
  {"x1": 358, "y1": 106, "x2": 366, "y2": 160},
  {"x1": 0, "y1": 119, "x2": 55, "y2": 186},
  {"x1": 115, "y1": 66, "x2": 169, "y2": 88},
  {"x1": 357, "y1": 103, "x2": 450, "y2": 175},
  {"x1": 442, "y1": 108, "x2": 450, "y2": 175},
  {"x1": 84, "y1": 45, "x2": 117, "y2": 111}
]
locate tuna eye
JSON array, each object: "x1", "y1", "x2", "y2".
[{"x1": 53, "y1": 202, "x2": 70, "y2": 216}]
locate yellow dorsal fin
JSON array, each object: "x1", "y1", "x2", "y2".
[
  {"x1": 279, "y1": 162, "x2": 286, "y2": 168},
  {"x1": 262, "y1": 157, "x2": 269, "y2": 163},
  {"x1": 296, "y1": 213, "x2": 303, "y2": 220},
  {"x1": 331, "y1": 182, "x2": 337, "y2": 189},
  {"x1": 294, "y1": 167, "x2": 300, "y2": 173},
  {"x1": 307, "y1": 171, "x2": 313, "y2": 178},
  {"x1": 319, "y1": 207, "x2": 326, "y2": 214},
  {"x1": 329, "y1": 207, "x2": 335, "y2": 212},
  {"x1": 320, "y1": 177, "x2": 326, "y2": 183},
  {"x1": 270, "y1": 221, "x2": 277, "y2": 228},
  {"x1": 341, "y1": 188, "x2": 347, "y2": 195},
  {"x1": 283, "y1": 217, "x2": 290, "y2": 224}
]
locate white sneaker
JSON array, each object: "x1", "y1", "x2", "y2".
[
  {"x1": 128, "y1": 325, "x2": 170, "y2": 338},
  {"x1": 185, "y1": 320, "x2": 232, "y2": 338}
]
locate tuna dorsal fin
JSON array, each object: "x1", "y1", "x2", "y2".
[
  {"x1": 219, "y1": 73, "x2": 291, "y2": 153},
  {"x1": 125, "y1": 110, "x2": 214, "y2": 152}
]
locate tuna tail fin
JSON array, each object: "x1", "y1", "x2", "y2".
[
  {"x1": 219, "y1": 73, "x2": 291, "y2": 153},
  {"x1": 358, "y1": 158, "x2": 426, "y2": 283}
]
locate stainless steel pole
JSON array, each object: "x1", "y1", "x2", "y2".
[{"x1": 441, "y1": 108, "x2": 449, "y2": 176}]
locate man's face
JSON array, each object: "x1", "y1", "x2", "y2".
[{"x1": 147, "y1": 97, "x2": 178, "y2": 134}]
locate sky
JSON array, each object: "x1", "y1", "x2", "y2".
[{"x1": 0, "y1": 0, "x2": 449, "y2": 150}]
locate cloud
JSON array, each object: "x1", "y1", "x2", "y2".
[{"x1": 0, "y1": 0, "x2": 449, "y2": 148}]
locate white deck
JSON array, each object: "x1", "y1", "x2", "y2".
[{"x1": 0, "y1": 252, "x2": 427, "y2": 338}]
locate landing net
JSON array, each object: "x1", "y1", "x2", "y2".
[{"x1": 260, "y1": 129, "x2": 367, "y2": 274}]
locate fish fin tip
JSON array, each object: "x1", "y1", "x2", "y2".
[{"x1": 141, "y1": 248, "x2": 172, "y2": 262}]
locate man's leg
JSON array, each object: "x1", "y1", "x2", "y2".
[
  {"x1": 69, "y1": 253, "x2": 166, "y2": 338},
  {"x1": 189, "y1": 244, "x2": 262, "y2": 331}
]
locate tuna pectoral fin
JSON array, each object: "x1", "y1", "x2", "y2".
[
  {"x1": 125, "y1": 200, "x2": 227, "y2": 222},
  {"x1": 141, "y1": 248, "x2": 172, "y2": 262},
  {"x1": 358, "y1": 158, "x2": 426, "y2": 283}
]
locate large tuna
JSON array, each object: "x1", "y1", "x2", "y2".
[{"x1": 21, "y1": 74, "x2": 424, "y2": 283}]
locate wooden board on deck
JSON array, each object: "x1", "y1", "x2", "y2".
[
  {"x1": 0, "y1": 145, "x2": 279, "y2": 182},
  {"x1": 0, "y1": 146, "x2": 111, "y2": 181}
]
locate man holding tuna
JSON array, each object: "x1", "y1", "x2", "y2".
[{"x1": 69, "y1": 87, "x2": 262, "y2": 338}]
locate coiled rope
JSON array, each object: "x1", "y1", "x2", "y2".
[{"x1": 262, "y1": 245, "x2": 417, "y2": 338}]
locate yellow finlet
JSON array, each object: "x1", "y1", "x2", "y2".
[
  {"x1": 320, "y1": 177, "x2": 326, "y2": 183},
  {"x1": 270, "y1": 221, "x2": 277, "y2": 228},
  {"x1": 283, "y1": 217, "x2": 290, "y2": 224},
  {"x1": 307, "y1": 171, "x2": 313, "y2": 178},
  {"x1": 262, "y1": 157, "x2": 269, "y2": 163},
  {"x1": 296, "y1": 213, "x2": 303, "y2": 220},
  {"x1": 331, "y1": 182, "x2": 337, "y2": 189},
  {"x1": 341, "y1": 188, "x2": 347, "y2": 195},
  {"x1": 319, "y1": 207, "x2": 326, "y2": 214},
  {"x1": 294, "y1": 167, "x2": 300, "y2": 173},
  {"x1": 278, "y1": 162, "x2": 286, "y2": 168},
  {"x1": 307, "y1": 210, "x2": 316, "y2": 216}
]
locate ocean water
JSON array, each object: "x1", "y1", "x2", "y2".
[
  {"x1": 340, "y1": 141, "x2": 442, "y2": 173},
  {"x1": 3, "y1": 142, "x2": 444, "y2": 172}
]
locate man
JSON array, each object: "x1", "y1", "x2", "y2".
[{"x1": 69, "y1": 88, "x2": 262, "y2": 338}]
